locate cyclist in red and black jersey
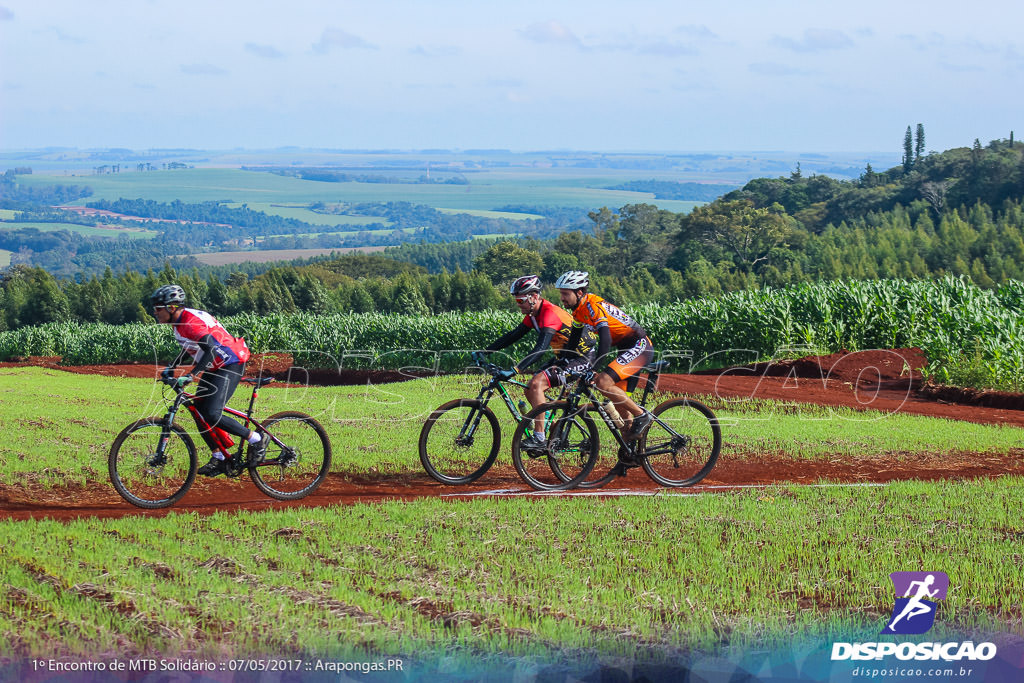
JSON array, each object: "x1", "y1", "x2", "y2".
[
  {"x1": 556, "y1": 270, "x2": 655, "y2": 441},
  {"x1": 151, "y1": 284, "x2": 267, "y2": 477},
  {"x1": 482, "y1": 275, "x2": 597, "y2": 450}
]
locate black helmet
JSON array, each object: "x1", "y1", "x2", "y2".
[
  {"x1": 150, "y1": 284, "x2": 186, "y2": 307},
  {"x1": 509, "y1": 274, "x2": 542, "y2": 297}
]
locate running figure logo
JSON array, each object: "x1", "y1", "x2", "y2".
[{"x1": 884, "y1": 571, "x2": 949, "y2": 635}]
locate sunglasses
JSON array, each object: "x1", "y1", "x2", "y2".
[{"x1": 514, "y1": 295, "x2": 535, "y2": 303}]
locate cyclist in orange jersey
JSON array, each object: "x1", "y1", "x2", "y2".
[{"x1": 555, "y1": 270, "x2": 655, "y2": 441}]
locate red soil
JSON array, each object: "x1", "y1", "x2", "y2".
[{"x1": 3, "y1": 347, "x2": 1023, "y2": 521}]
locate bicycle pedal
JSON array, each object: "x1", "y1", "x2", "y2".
[{"x1": 611, "y1": 462, "x2": 632, "y2": 477}]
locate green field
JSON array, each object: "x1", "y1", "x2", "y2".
[
  {"x1": 0, "y1": 221, "x2": 157, "y2": 238},
  {"x1": 0, "y1": 209, "x2": 16, "y2": 220},
  {"x1": 2, "y1": 480, "x2": 1021, "y2": 669},
  {"x1": 254, "y1": 227, "x2": 418, "y2": 242},
  {"x1": 21, "y1": 168, "x2": 702, "y2": 213},
  {"x1": 472, "y1": 232, "x2": 523, "y2": 240},
  {"x1": 2, "y1": 367, "x2": 1022, "y2": 488},
  {"x1": 0, "y1": 249, "x2": 11, "y2": 267},
  {"x1": 190, "y1": 246, "x2": 386, "y2": 266},
  {"x1": 437, "y1": 208, "x2": 544, "y2": 220},
  {"x1": 0, "y1": 368, "x2": 1021, "y2": 669},
  {"x1": 223, "y1": 202, "x2": 392, "y2": 227}
]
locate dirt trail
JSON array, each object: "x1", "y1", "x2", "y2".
[{"x1": 3, "y1": 347, "x2": 1024, "y2": 521}]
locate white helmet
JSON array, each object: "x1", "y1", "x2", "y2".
[{"x1": 554, "y1": 270, "x2": 589, "y2": 290}]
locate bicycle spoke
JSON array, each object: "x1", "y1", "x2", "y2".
[
  {"x1": 640, "y1": 398, "x2": 721, "y2": 487},
  {"x1": 249, "y1": 412, "x2": 331, "y2": 500},
  {"x1": 419, "y1": 400, "x2": 500, "y2": 484},
  {"x1": 512, "y1": 402, "x2": 598, "y2": 490},
  {"x1": 109, "y1": 420, "x2": 196, "y2": 509}
]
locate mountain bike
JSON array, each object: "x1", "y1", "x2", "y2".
[
  {"x1": 109, "y1": 375, "x2": 332, "y2": 509},
  {"x1": 418, "y1": 352, "x2": 573, "y2": 485},
  {"x1": 511, "y1": 360, "x2": 721, "y2": 490}
]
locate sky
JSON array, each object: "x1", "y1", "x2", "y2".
[{"x1": 1, "y1": 0, "x2": 1022, "y2": 153}]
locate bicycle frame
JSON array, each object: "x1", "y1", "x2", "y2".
[
  {"x1": 153, "y1": 380, "x2": 285, "y2": 472},
  {"x1": 458, "y1": 364, "x2": 576, "y2": 443},
  {"x1": 475, "y1": 372, "x2": 531, "y2": 421},
  {"x1": 559, "y1": 363, "x2": 673, "y2": 455}
]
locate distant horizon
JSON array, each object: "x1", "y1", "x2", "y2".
[
  {"x1": 2, "y1": 146, "x2": 907, "y2": 183},
  {"x1": 2, "y1": 144, "x2": 911, "y2": 155}
]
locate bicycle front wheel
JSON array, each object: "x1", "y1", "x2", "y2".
[
  {"x1": 418, "y1": 399, "x2": 500, "y2": 485},
  {"x1": 570, "y1": 404, "x2": 633, "y2": 489},
  {"x1": 511, "y1": 402, "x2": 599, "y2": 491},
  {"x1": 250, "y1": 411, "x2": 332, "y2": 500},
  {"x1": 108, "y1": 418, "x2": 197, "y2": 509},
  {"x1": 640, "y1": 398, "x2": 721, "y2": 487}
]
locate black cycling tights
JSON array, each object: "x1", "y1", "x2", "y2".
[{"x1": 191, "y1": 363, "x2": 251, "y2": 452}]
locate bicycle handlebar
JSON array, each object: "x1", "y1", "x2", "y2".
[{"x1": 469, "y1": 352, "x2": 508, "y2": 378}]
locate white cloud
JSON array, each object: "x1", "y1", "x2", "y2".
[
  {"x1": 312, "y1": 28, "x2": 376, "y2": 55},
  {"x1": 674, "y1": 25, "x2": 719, "y2": 40},
  {"x1": 410, "y1": 45, "x2": 461, "y2": 58},
  {"x1": 44, "y1": 25, "x2": 85, "y2": 44},
  {"x1": 900, "y1": 32, "x2": 947, "y2": 50},
  {"x1": 245, "y1": 43, "x2": 283, "y2": 59},
  {"x1": 773, "y1": 28, "x2": 854, "y2": 53},
  {"x1": 749, "y1": 62, "x2": 810, "y2": 76},
  {"x1": 180, "y1": 63, "x2": 228, "y2": 76},
  {"x1": 937, "y1": 61, "x2": 985, "y2": 72},
  {"x1": 518, "y1": 21, "x2": 582, "y2": 47},
  {"x1": 485, "y1": 78, "x2": 525, "y2": 88},
  {"x1": 635, "y1": 41, "x2": 697, "y2": 57}
]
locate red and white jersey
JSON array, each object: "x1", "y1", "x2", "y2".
[{"x1": 171, "y1": 308, "x2": 250, "y2": 370}]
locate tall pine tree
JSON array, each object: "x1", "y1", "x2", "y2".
[{"x1": 903, "y1": 126, "x2": 914, "y2": 172}]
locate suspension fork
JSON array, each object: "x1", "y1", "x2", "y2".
[
  {"x1": 459, "y1": 385, "x2": 494, "y2": 441},
  {"x1": 155, "y1": 393, "x2": 189, "y2": 458}
]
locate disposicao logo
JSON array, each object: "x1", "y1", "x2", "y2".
[
  {"x1": 884, "y1": 571, "x2": 949, "y2": 635},
  {"x1": 831, "y1": 571, "x2": 998, "y2": 663}
]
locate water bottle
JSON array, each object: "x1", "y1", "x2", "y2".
[{"x1": 602, "y1": 400, "x2": 625, "y2": 428}]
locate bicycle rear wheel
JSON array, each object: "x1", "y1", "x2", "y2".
[
  {"x1": 249, "y1": 411, "x2": 332, "y2": 500},
  {"x1": 109, "y1": 418, "x2": 197, "y2": 509},
  {"x1": 418, "y1": 399, "x2": 500, "y2": 485},
  {"x1": 639, "y1": 398, "x2": 721, "y2": 487},
  {"x1": 511, "y1": 402, "x2": 599, "y2": 491}
]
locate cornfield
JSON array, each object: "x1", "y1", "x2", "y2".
[{"x1": 1, "y1": 276, "x2": 1021, "y2": 386}]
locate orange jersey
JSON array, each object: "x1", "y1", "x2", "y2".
[{"x1": 570, "y1": 293, "x2": 646, "y2": 347}]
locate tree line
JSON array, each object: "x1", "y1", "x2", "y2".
[
  {"x1": 0, "y1": 255, "x2": 509, "y2": 332},
  {"x1": 3, "y1": 134, "x2": 1024, "y2": 331},
  {"x1": 1, "y1": 196, "x2": 590, "y2": 279}
]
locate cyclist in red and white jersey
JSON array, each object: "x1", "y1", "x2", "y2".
[{"x1": 151, "y1": 284, "x2": 267, "y2": 476}]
